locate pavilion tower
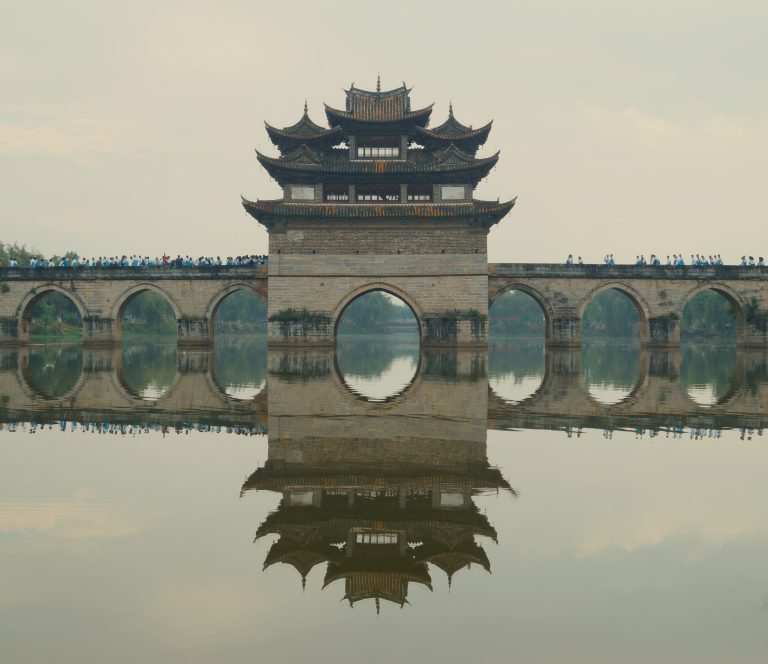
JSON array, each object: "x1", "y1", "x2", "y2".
[{"x1": 243, "y1": 80, "x2": 515, "y2": 346}]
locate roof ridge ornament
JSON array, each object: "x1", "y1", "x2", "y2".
[
  {"x1": 376, "y1": 74, "x2": 381, "y2": 93},
  {"x1": 304, "y1": 99, "x2": 308, "y2": 114}
]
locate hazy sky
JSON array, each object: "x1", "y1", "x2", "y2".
[{"x1": 2, "y1": 0, "x2": 766, "y2": 262}]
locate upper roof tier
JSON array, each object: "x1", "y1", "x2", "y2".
[
  {"x1": 413, "y1": 104, "x2": 492, "y2": 155},
  {"x1": 324, "y1": 82, "x2": 433, "y2": 132},
  {"x1": 265, "y1": 104, "x2": 344, "y2": 154},
  {"x1": 255, "y1": 143, "x2": 500, "y2": 186}
]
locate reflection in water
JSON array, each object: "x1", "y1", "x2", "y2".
[
  {"x1": 248, "y1": 348, "x2": 511, "y2": 610},
  {"x1": 121, "y1": 342, "x2": 177, "y2": 400},
  {"x1": 2, "y1": 341, "x2": 768, "y2": 660},
  {"x1": 582, "y1": 342, "x2": 641, "y2": 405},
  {"x1": 23, "y1": 345, "x2": 83, "y2": 398},
  {"x1": 213, "y1": 336, "x2": 267, "y2": 400},
  {"x1": 681, "y1": 344, "x2": 738, "y2": 405},
  {"x1": 488, "y1": 339, "x2": 545, "y2": 404},
  {"x1": 336, "y1": 337, "x2": 419, "y2": 401}
]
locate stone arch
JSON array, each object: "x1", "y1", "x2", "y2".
[
  {"x1": 16, "y1": 284, "x2": 90, "y2": 343},
  {"x1": 488, "y1": 282, "x2": 554, "y2": 341},
  {"x1": 331, "y1": 282, "x2": 424, "y2": 343},
  {"x1": 204, "y1": 282, "x2": 268, "y2": 340},
  {"x1": 577, "y1": 281, "x2": 652, "y2": 343},
  {"x1": 110, "y1": 283, "x2": 183, "y2": 342},
  {"x1": 676, "y1": 282, "x2": 746, "y2": 343}
]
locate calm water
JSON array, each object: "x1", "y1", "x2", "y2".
[{"x1": 1, "y1": 336, "x2": 767, "y2": 663}]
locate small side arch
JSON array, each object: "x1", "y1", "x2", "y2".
[
  {"x1": 204, "y1": 282, "x2": 268, "y2": 339},
  {"x1": 577, "y1": 281, "x2": 652, "y2": 343},
  {"x1": 676, "y1": 283, "x2": 746, "y2": 342},
  {"x1": 488, "y1": 282, "x2": 554, "y2": 341},
  {"x1": 110, "y1": 283, "x2": 183, "y2": 342},
  {"x1": 16, "y1": 284, "x2": 90, "y2": 343},
  {"x1": 331, "y1": 282, "x2": 424, "y2": 343}
]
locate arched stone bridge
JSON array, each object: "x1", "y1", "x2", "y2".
[
  {"x1": 489, "y1": 263, "x2": 768, "y2": 347},
  {"x1": 0, "y1": 266, "x2": 267, "y2": 346},
  {"x1": 2, "y1": 263, "x2": 768, "y2": 347}
]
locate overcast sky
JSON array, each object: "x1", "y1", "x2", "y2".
[{"x1": 2, "y1": 0, "x2": 766, "y2": 263}]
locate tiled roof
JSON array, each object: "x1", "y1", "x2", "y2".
[
  {"x1": 242, "y1": 197, "x2": 517, "y2": 224},
  {"x1": 255, "y1": 148, "x2": 500, "y2": 180}
]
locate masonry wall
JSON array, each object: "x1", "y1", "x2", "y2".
[{"x1": 268, "y1": 221, "x2": 487, "y2": 255}]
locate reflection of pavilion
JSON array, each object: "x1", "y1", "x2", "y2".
[
  {"x1": 244, "y1": 458, "x2": 511, "y2": 611},
  {"x1": 244, "y1": 348, "x2": 510, "y2": 611}
]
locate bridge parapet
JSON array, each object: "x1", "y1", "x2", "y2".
[{"x1": 488, "y1": 263, "x2": 768, "y2": 347}]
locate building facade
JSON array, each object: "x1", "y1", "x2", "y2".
[{"x1": 243, "y1": 80, "x2": 515, "y2": 346}]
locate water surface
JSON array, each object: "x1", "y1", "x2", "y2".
[{"x1": 1, "y1": 337, "x2": 766, "y2": 663}]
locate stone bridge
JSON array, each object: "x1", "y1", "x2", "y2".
[
  {"x1": 2, "y1": 263, "x2": 768, "y2": 347},
  {"x1": 489, "y1": 263, "x2": 768, "y2": 347},
  {"x1": 0, "y1": 266, "x2": 267, "y2": 346},
  {"x1": 1, "y1": 347, "x2": 766, "y2": 433}
]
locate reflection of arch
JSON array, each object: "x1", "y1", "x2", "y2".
[
  {"x1": 17, "y1": 285, "x2": 89, "y2": 343},
  {"x1": 110, "y1": 284, "x2": 183, "y2": 341},
  {"x1": 333, "y1": 348, "x2": 423, "y2": 405},
  {"x1": 577, "y1": 282, "x2": 651, "y2": 342},
  {"x1": 488, "y1": 283, "x2": 554, "y2": 341},
  {"x1": 332, "y1": 283, "x2": 423, "y2": 343},
  {"x1": 677, "y1": 283, "x2": 746, "y2": 342},
  {"x1": 114, "y1": 345, "x2": 180, "y2": 403},
  {"x1": 18, "y1": 346, "x2": 87, "y2": 401},
  {"x1": 204, "y1": 282, "x2": 268, "y2": 340},
  {"x1": 208, "y1": 356, "x2": 267, "y2": 404}
]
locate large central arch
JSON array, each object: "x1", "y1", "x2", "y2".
[{"x1": 331, "y1": 282, "x2": 424, "y2": 344}]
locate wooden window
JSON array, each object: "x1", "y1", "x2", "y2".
[
  {"x1": 324, "y1": 185, "x2": 349, "y2": 202},
  {"x1": 441, "y1": 185, "x2": 466, "y2": 201},
  {"x1": 357, "y1": 146, "x2": 400, "y2": 158},
  {"x1": 290, "y1": 185, "x2": 315, "y2": 200},
  {"x1": 356, "y1": 185, "x2": 400, "y2": 202},
  {"x1": 407, "y1": 185, "x2": 432, "y2": 202}
]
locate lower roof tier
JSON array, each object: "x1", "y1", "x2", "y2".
[{"x1": 242, "y1": 197, "x2": 516, "y2": 230}]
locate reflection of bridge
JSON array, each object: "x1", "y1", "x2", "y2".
[
  {"x1": 488, "y1": 349, "x2": 768, "y2": 432},
  {"x1": 1, "y1": 347, "x2": 767, "y2": 431},
  {"x1": 3, "y1": 262, "x2": 768, "y2": 348}
]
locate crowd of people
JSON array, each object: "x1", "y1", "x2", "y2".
[
  {"x1": 0, "y1": 254, "x2": 268, "y2": 268},
  {"x1": 561, "y1": 254, "x2": 765, "y2": 266},
  {"x1": 0, "y1": 421, "x2": 266, "y2": 437}
]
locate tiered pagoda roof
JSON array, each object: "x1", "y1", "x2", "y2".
[
  {"x1": 243, "y1": 79, "x2": 516, "y2": 229},
  {"x1": 413, "y1": 103, "x2": 492, "y2": 155},
  {"x1": 265, "y1": 104, "x2": 343, "y2": 154}
]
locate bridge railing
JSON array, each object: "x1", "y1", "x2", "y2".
[
  {"x1": 488, "y1": 263, "x2": 768, "y2": 280},
  {"x1": 0, "y1": 264, "x2": 269, "y2": 281}
]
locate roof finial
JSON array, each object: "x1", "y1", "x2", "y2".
[
  {"x1": 376, "y1": 74, "x2": 381, "y2": 92},
  {"x1": 449, "y1": 100, "x2": 454, "y2": 117},
  {"x1": 303, "y1": 98, "x2": 308, "y2": 114},
  {"x1": 376, "y1": 595, "x2": 381, "y2": 615}
]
